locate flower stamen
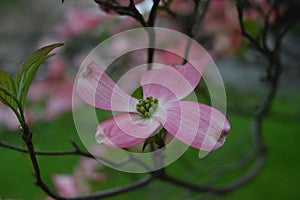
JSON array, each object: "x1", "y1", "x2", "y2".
[{"x1": 136, "y1": 96, "x2": 159, "y2": 118}]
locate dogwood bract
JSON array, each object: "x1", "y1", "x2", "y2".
[{"x1": 76, "y1": 60, "x2": 230, "y2": 152}]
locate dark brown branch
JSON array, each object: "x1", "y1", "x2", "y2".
[
  {"x1": 97, "y1": 0, "x2": 160, "y2": 70},
  {"x1": 0, "y1": 140, "x2": 152, "y2": 170},
  {"x1": 192, "y1": 0, "x2": 211, "y2": 38},
  {"x1": 160, "y1": 0, "x2": 177, "y2": 18},
  {"x1": 20, "y1": 124, "x2": 60, "y2": 199},
  {"x1": 274, "y1": 18, "x2": 297, "y2": 54},
  {"x1": 0, "y1": 140, "x2": 94, "y2": 158},
  {"x1": 147, "y1": 0, "x2": 160, "y2": 27},
  {"x1": 94, "y1": 0, "x2": 147, "y2": 26},
  {"x1": 45, "y1": 175, "x2": 154, "y2": 200},
  {"x1": 128, "y1": 0, "x2": 148, "y2": 27},
  {"x1": 146, "y1": 0, "x2": 160, "y2": 70},
  {"x1": 160, "y1": 1, "x2": 292, "y2": 193},
  {"x1": 158, "y1": 173, "x2": 226, "y2": 194},
  {"x1": 17, "y1": 124, "x2": 155, "y2": 200},
  {"x1": 236, "y1": 3, "x2": 268, "y2": 55},
  {"x1": 262, "y1": 0, "x2": 275, "y2": 53},
  {"x1": 183, "y1": 0, "x2": 202, "y2": 63},
  {"x1": 183, "y1": 0, "x2": 211, "y2": 63},
  {"x1": 93, "y1": 0, "x2": 160, "y2": 70},
  {"x1": 156, "y1": 74, "x2": 276, "y2": 195},
  {"x1": 69, "y1": 175, "x2": 154, "y2": 200}
]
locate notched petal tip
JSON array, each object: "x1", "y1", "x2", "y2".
[
  {"x1": 95, "y1": 129, "x2": 109, "y2": 144},
  {"x1": 79, "y1": 61, "x2": 99, "y2": 78},
  {"x1": 79, "y1": 66, "x2": 90, "y2": 77},
  {"x1": 223, "y1": 121, "x2": 231, "y2": 135},
  {"x1": 210, "y1": 119, "x2": 231, "y2": 151}
]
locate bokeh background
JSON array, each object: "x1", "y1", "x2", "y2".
[{"x1": 0, "y1": 0, "x2": 299, "y2": 199}]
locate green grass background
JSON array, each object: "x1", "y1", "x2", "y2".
[{"x1": 0, "y1": 91, "x2": 299, "y2": 200}]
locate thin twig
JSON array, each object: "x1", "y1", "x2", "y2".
[
  {"x1": 17, "y1": 124, "x2": 155, "y2": 200},
  {"x1": 146, "y1": 0, "x2": 160, "y2": 70},
  {"x1": 236, "y1": 3, "x2": 268, "y2": 55},
  {"x1": 183, "y1": 0, "x2": 202, "y2": 63},
  {"x1": 262, "y1": 0, "x2": 275, "y2": 52},
  {"x1": 0, "y1": 140, "x2": 94, "y2": 158},
  {"x1": 160, "y1": 0, "x2": 177, "y2": 18},
  {"x1": 94, "y1": 0, "x2": 147, "y2": 26},
  {"x1": 183, "y1": 0, "x2": 211, "y2": 63}
]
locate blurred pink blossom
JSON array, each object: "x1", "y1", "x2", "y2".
[
  {"x1": 244, "y1": 0, "x2": 284, "y2": 23},
  {"x1": 202, "y1": 0, "x2": 239, "y2": 35},
  {"x1": 58, "y1": 9, "x2": 107, "y2": 38},
  {"x1": 213, "y1": 30, "x2": 243, "y2": 56},
  {"x1": 0, "y1": 104, "x2": 35, "y2": 130},
  {"x1": 109, "y1": 16, "x2": 139, "y2": 34},
  {"x1": 28, "y1": 57, "x2": 79, "y2": 121},
  {"x1": 200, "y1": 0, "x2": 244, "y2": 56},
  {"x1": 169, "y1": 0, "x2": 195, "y2": 15},
  {"x1": 0, "y1": 104, "x2": 20, "y2": 130},
  {"x1": 51, "y1": 159, "x2": 106, "y2": 197},
  {"x1": 200, "y1": 0, "x2": 283, "y2": 56},
  {"x1": 53, "y1": 175, "x2": 77, "y2": 197},
  {"x1": 46, "y1": 149, "x2": 106, "y2": 199},
  {"x1": 73, "y1": 158, "x2": 107, "y2": 193}
]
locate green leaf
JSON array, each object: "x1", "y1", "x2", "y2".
[
  {"x1": 13, "y1": 43, "x2": 63, "y2": 109},
  {"x1": 0, "y1": 69, "x2": 19, "y2": 113}
]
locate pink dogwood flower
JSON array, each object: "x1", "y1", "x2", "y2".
[
  {"x1": 76, "y1": 60, "x2": 230, "y2": 152},
  {"x1": 46, "y1": 147, "x2": 107, "y2": 199},
  {"x1": 57, "y1": 9, "x2": 107, "y2": 38},
  {"x1": 52, "y1": 175, "x2": 77, "y2": 197}
]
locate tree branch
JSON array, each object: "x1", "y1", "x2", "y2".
[
  {"x1": 16, "y1": 124, "x2": 155, "y2": 200},
  {"x1": 236, "y1": 3, "x2": 268, "y2": 55},
  {"x1": 94, "y1": 0, "x2": 147, "y2": 26},
  {"x1": 0, "y1": 140, "x2": 94, "y2": 158},
  {"x1": 146, "y1": 0, "x2": 160, "y2": 70},
  {"x1": 183, "y1": 0, "x2": 211, "y2": 63}
]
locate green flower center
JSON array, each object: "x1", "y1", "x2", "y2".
[{"x1": 136, "y1": 96, "x2": 159, "y2": 118}]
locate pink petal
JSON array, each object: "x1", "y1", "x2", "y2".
[
  {"x1": 141, "y1": 83, "x2": 179, "y2": 107},
  {"x1": 171, "y1": 59, "x2": 205, "y2": 89},
  {"x1": 157, "y1": 101, "x2": 230, "y2": 152},
  {"x1": 141, "y1": 67, "x2": 195, "y2": 103},
  {"x1": 77, "y1": 158, "x2": 106, "y2": 181},
  {"x1": 76, "y1": 61, "x2": 138, "y2": 112},
  {"x1": 96, "y1": 113, "x2": 161, "y2": 148}
]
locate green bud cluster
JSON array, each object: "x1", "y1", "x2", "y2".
[{"x1": 136, "y1": 96, "x2": 159, "y2": 118}]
